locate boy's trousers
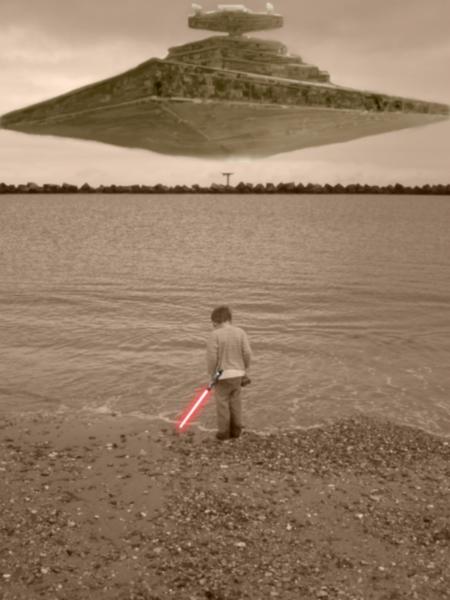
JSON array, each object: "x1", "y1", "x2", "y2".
[{"x1": 214, "y1": 377, "x2": 243, "y2": 438}]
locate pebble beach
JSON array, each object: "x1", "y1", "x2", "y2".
[{"x1": 0, "y1": 413, "x2": 448, "y2": 600}]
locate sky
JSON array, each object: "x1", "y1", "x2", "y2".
[{"x1": 0, "y1": 0, "x2": 449, "y2": 186}]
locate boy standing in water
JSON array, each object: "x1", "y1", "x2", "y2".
[{"x1": 206, "y1": 306, "x2": 252, "y2": 440}]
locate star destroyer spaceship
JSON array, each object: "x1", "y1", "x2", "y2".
[{"x1": 1, "y1": 3, "x2": 448, "y2": 157}]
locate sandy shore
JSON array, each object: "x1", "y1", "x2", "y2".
[{"x1": 0, "y1": 412, "x2": 448, "y2": 600}]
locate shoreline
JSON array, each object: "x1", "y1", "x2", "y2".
[
  {"x1": 1, "y1": 182, "x2": 450, "y2": 195},
  {"x1": 1, "y1": 412, "x2": 449, "y2": 599},
  {"x1": 89, "y1": 406, "x2": 450, "y2": 441}
]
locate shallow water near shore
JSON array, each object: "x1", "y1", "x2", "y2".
[{"x1": 0, "y1": 193, "x2": 449, "y2": 436}]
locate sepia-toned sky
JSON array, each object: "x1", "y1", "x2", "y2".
[{"x1": 0, "y1": 0, "x2": 449, "y2": 186}]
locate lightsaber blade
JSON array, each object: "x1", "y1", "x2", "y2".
[
  {"x1": 177, "y1": 369, "x2": 223, "y2": 432},
  {"x1": 177, "y1": 387, "x2": 211, "y2": 431}
]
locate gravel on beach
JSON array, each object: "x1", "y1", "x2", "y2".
[{"x1": 0, "y1": 413, "x2": 448, "y2": 600}]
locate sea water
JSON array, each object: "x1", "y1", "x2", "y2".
[{"x1": 0, "y1": 194, "x2": 449, "y2": 436}]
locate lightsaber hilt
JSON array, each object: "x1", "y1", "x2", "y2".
[{"x1": 208, "y1": 369, "x2": 223, "y2": 390}]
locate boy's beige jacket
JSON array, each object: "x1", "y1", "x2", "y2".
[{"x1": 206, "y1": 322, "x2": 252, "y2": 380}]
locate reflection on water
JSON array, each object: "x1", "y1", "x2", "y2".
[{"x1": 0, "y1": 194, "x2": 449, "y2": 436}]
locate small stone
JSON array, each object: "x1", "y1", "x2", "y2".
[{"x1": 235, "y1": 542, "x2": 246, "y2": 548}]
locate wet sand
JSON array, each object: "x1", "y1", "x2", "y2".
[{"x1": 0, "y1": 412, "x2": 448, "y2": 599}]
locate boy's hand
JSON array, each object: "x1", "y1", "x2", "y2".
[{"x1": 241, "y1": 375, "x2": 251, "y2": 387}]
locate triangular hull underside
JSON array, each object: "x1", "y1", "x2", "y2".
[{"x1": 2, "y1": 97, "x2": 446, "y2": 157}]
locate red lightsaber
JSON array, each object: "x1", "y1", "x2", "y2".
[{"x1": 177, "y1": 369, "x2": 223, "y2": 431}]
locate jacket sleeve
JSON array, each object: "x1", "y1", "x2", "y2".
[
  {"x1": 206, "y1": 332, "x2": 219, "y2": 377},
  {"x1": 241, "y1": 331, "x2": 252, "y2": 371}
]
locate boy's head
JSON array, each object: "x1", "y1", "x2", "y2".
[{"x1": 211, "y1": 305, "x2": 232, "y2": 326}]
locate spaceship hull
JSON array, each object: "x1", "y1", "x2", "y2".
[
  {"x1": 1, "y1": 0, "x2": 448, "y2": 159},
  {"x1": 2, "y1": 97, "x2": 446, "y2": 158}
]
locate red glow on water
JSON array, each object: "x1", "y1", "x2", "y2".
[{"x1": 177, "y1": 387, "x2": 212, "y2": 431}]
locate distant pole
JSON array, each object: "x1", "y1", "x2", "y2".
[{"x1": 222, "y1": 172, "x2": 233, "y2": 187}]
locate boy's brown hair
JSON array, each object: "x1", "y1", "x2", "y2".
[{"x1": 211, "y1": 305, "x2": 232, "y2": 324}]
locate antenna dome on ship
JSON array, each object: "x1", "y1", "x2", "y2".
[
  {"x1": 192, "y1": 3, "x2": 203, "y2": 14},
  {"x1": 266, "y1": 2, "x2": 275, "y2": 13}
]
